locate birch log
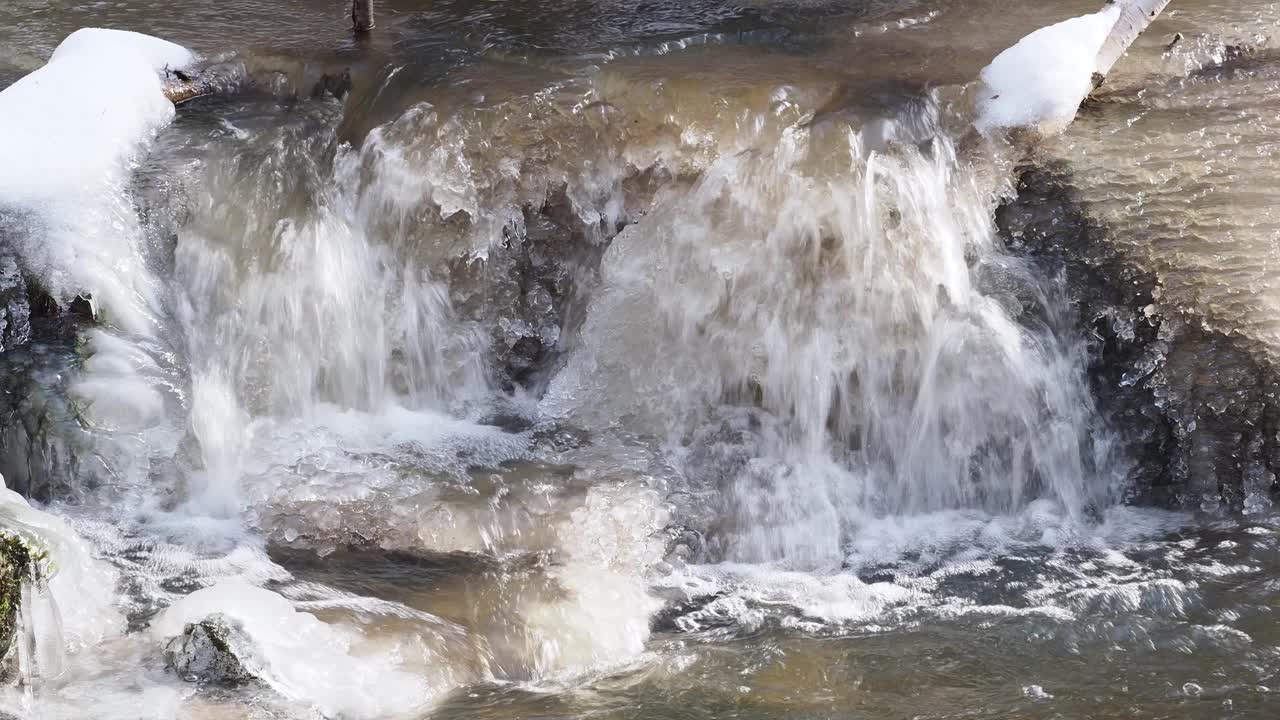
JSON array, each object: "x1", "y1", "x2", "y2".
[{"x1": 1094, "y1": 0, "x2": 1172, "y2": 87}]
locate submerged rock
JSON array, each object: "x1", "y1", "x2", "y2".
[
  {"x1": 997, "y1": 162, "x2": 1280, "y2": 510},
  {"x1": 163, "y1": 614, "x2": 256, "y2": 686}
]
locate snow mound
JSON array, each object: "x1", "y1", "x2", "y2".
[
  {"x1": 0, "y1": 28, "x2": 192, "y2": 204},
  {"x1": 0, "y1": 28, "x2": 194, "y2": 333},
  {"x1": 152, "y1": 581, "x2": 438, "y2": 719},
  {"x1": 975, "y1": 6, "x2": 1121, "y2": 137}
]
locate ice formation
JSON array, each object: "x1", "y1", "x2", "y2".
[
  {"x1": 151, "y1": 581, "x2": 436, "y2": 719},
  {"x1": 0, "y1": 476, "x2": 124, "y2": 686}
]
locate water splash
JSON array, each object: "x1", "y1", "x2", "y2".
[{"x1": 547, "y1": 93, "x2": 1121, "y2": 568}]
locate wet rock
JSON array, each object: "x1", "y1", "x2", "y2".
[
  {"x1": 311, "y1": 68, "x2": 353, "y2": 100},
  {"x1": 163, "y1": 614, "x2": 256, "y2": 686},
  {"x1": 24, "y1": 277, "x2": 61, "y2": 320},
  {"x1": 0, "y1": 534, "x2": 33, "y2": 672},
  {"x1": 68, "y1": 293, "x2": 96, "y2": 323},
  {"x1": 0, "y1": 345, "x2": 98, "y2": 502},
  {"x1": 0, "y1": 256, "x2": 30, "y2": 352},
  {"x1": 0, "y1": 241, "x2": 104, "y2": 502},
  {"x1": 997, "y1": 162, "x2": 1280, "y2": 510},
  {"x1": 448, "y1": 187, "x2": 613, "y2": 393}
]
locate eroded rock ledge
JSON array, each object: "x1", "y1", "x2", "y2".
[{"x1": 998, "y1": 162, "x2": 1280, "y2": 511}]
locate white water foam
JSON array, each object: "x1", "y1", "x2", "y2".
[
  {"x1": 657, "y1": 504, "x2": 1193, "y2": 633},
  {"x1": 516, "y1": 484, "x2": 668, "y2": 680},
  {"x1": 546, "y1": 103, "x2": 1120, "y2": 570},
  {"x1": 70, "y1": 329, "x2": 169, "y2": 433}
]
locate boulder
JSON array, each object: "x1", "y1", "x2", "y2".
[
  {"x1": 0, "y1": 533, "x2": 33, "y2": 672},
  {"x1": 162, "y1": 614, "x2": 256, "y2": 686}
]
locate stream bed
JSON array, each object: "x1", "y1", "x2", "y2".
[{"x1": 1, "y1": 1, "x2": 1279, "y2": 719}]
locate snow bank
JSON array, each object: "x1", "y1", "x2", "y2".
[
  {"x1": 0, "y1": 29, "x2": 194, "y2": 333},
  {"x1": 975, "y1": 6, "x2": 1121, "y2": 136},
  {"x1": 152, "y1": 581, "x2": 437, "y2": 719},
  {"x1": 0, "y1": 28, "x2": 191, "y2": 202},
  {"x1": 49, "y1": 28, "x2": 193, "y2": 71}
]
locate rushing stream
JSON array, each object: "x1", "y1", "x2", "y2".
[{"x1": 1, "y1": 1, "x2": 1279, "y2": 718}]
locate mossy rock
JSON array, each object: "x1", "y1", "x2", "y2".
[{"x1": 0, "y1": 533, "x2": 33, "y2": 663}]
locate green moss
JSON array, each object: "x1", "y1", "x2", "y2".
[
  {"x1": 0, "y1": 533, "x2": 33, "y2": 659},
  {"x1": 0, "y1": 532, "x2": 46, "y2": 665}
]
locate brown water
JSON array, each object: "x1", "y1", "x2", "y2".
[{"x1": 2, "y1": 1, "x2": 1280, "y2": 719}]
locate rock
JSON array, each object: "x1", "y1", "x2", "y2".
[
  {"x1": 447, "y1": 188, "x2": 617, "y2": 393},
  {"x1": 68, "y1": 293, "x2": 96, "y2": 323},
  {"x1": 0, "y1": 345, "x2": 100, "y2": 502},
  {"x1": 162, "y1": 614, "x2": 256, "y2": 686},
  {"x1": 311, "y1": 68, "x2": 352, "y2": 100},
  {"x1": 0, "y1": 533, "x2": 33, "y2": 671},
  {"x1": 996, "y1": 162, "x2": 1280, "y2": 510},
  {"x1": 0, "y1": 256, "x2": 30, "y2": 352}
]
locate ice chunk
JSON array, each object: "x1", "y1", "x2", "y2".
[
  {"x1": 975, "y1": 5, "x2": 1121, "y2": 136},
  {"x1": 0, "y1": 476, "x2": 125, "y2": 664}
]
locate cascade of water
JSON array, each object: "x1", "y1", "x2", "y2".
[
  {"x1": 0, "y1": 6, "x2": 1204, "y2": 716},
  {"x1": 172, "y1": 105, "x2": 493, "y2": 516},
  {"x1": 546, "y1": 91, "x2": 1122, "y2": 568}
]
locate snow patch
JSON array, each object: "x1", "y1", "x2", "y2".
[
  {"x1": 975, "y1": 6, "x2": 1121, "y2": 136},
  {"x1": 151, "y1": 581, "x2": 437, "y2": 719},
  {"x1": 0, "y1": 28, "x2": 193, "y2": 333}
]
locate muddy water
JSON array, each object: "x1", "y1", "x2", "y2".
[{"x1": 1, "y1": 1, "x2": 1279, "y2": 719}]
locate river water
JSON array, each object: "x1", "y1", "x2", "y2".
[{"x1": 1, "y1": 1, "x2": 1279, "y2": 718}]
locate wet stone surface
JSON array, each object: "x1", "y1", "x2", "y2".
[
  {"x1": 997, "y1": 162, "x2": 1280, "y2": 512},
  {"x1": 164, "y1": 614, "x2": 257, "y2": 686},
  {"x1": 0, "y1": 256, "x2": 30, "y2": 353}
]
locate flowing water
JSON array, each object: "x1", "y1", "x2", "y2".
[{"x1": 1, "y1": 1, "x2": 1279, "y2": 718}]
